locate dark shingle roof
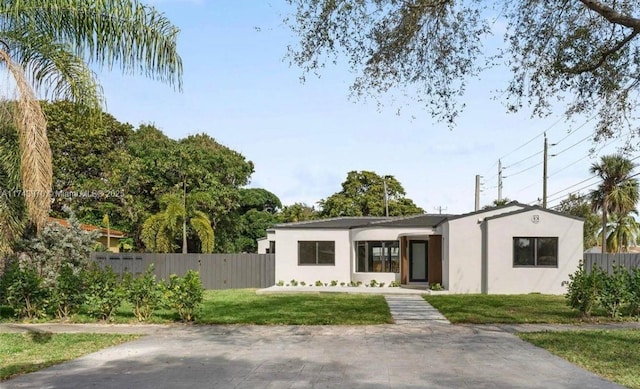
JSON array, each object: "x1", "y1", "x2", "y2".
[
  {"x1": 369, "y1": 214, "x2": 450, "y2": 228},
  {"x1": 273, "y1": 217, "x2": 392, "y2": 229}
]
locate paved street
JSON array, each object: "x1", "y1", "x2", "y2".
[{"x1": 2, "y1": 322, "x2": 621, "y2": 389}]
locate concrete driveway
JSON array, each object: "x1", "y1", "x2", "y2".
[{"x1": 2, "y1": 323, "x2": 620, "y2": 389}]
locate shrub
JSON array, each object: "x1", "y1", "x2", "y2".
[
  {"x1": 563, "y1": 261, "x2": 601, "y2": 318},
  {"x1": 290, "y1": 279, "x2": 298, "y2": 286},
  {"x1": 276, "y1": 280, "x2": 284, "y2": 286},
  {"x1": 84, "y1": 265, "x2": 125, "y2": 321},
  {"x1": 628, "y1": 268, "x2": 640, "y2": 316},
  {"x1": 2, "y1": 260, "x2": 48, "y2": 319},
  {"x1": 300, "y1": 281, "x2": 306, "y2": 286},
  {"x1": 163, "y1": 270, "x2": 204, "y2": 322},
  {"x1": 598, "y1": 266, "x2": 630, "y2": 318},
  {"x1": 14, "y1": 211, "x2": 98, "y2": 288},
  {"x1": 430, "y1": 283, "x2": 443, "y2": 291},
  {"x1": 389, "y1": 281, "x2": 400, "y2": 287},
  {"x1": 369, "y1": 279, "x2": 378, "y2": 287},
  {"x1": 315, "y1": 280, "x2": 323, "y2": 287},
  {"x1": 330, "y1": 280, "x2": 338, "y2": 286},
  {"x1": 123, "y1": 266, "x2": 162, "y2": 322},
  {"x1": 49, "y1": 263, "x2": 86, "y2": 319}
]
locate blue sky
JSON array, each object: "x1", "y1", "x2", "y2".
[{"x1": 95, "y1": 0, "x2": 621, "y2": 214}]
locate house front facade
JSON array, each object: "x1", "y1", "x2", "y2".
[{"x1": 266, "y1": 203, "x2": 584, "y2": 294}]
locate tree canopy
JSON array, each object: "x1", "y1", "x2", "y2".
[
  {"x1": 286, "y1": 1, "x2": 640, "y2": 142},
  {"x1": 0, "y1": 0, "x2": 182, "y2": 231},
  {"x1": 319, "y1": 171, "x2": 424, "y2": 217}
]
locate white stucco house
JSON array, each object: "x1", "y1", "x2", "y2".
[{"x1": 262, "y1": 202, "x2": 584, "y2": 294}]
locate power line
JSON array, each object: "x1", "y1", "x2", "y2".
[
  {"x1": 550, "y1": 133, "x2": 593, "y2": 157},
  {"x1": 504, "y1": 161, "x2": 543, "y2": 179},
  {"x1": 504, "y1": 150, "x2": 543, "y2": 169}
]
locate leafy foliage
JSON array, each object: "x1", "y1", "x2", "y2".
[
  {"x1": 562, "y1": 261, "x2": 601, "y2": 318},
  {"x1": 319, "y1": 171, "x2": 424, "y2": 217},
  {"x1": 590, "y1": 155, "x2": 639, "y2": 253},
  {"x1": 628, "y1": 268, "x2": 640, "y2": 316},
  {"x1": 279, "y1": 202, "x2": 318, "y2": 223},
  {"x1": 286, "y1": 1, "x2": 640, "y2": 141},
  {"x1": 598, "y1": 265, "x2": 630, "y2": 318},
  {"x1": 83, "y1": 265, "x2": 124, "y2": 321},
  {"x1": 162, "y1": 270, "x2": 204, "y2": 322},
  {"x1": 1, "y1": 0, "x2": 183, "y2": 230},
  {"x1": 49, "y1": 263, "x2": 86, "y2": 319},
  {"x1": 558, "y1": 193, "x2": 600, "y2": 249},
  {"x1": 123, "y1": 265, "x2": 162, "y2": 322},
  {"x1": 1, "y1": 260, "x2": 48, "y2": 319},
  {"x1": 14, "y1": 210, "x2": 98, "y2": 287}
]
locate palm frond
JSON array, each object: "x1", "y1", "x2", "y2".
[
  {"x1": 0, "y1": 0, "x2": 182, "y2": 89},
  {"x1": 190, "y1": 210, "x2": 214, "y2": 253},
  {"x1": 0, "y1": 48, "x2": 51, "y2": 231},
  {"x1": 0, "y1": 29, "x2": 103, "y2": 109},
  {"x1": 0, "y1": 117, "x2": 26, "y2": 255}
]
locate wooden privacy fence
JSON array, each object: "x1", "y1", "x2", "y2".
[
  {"x1": 90, "y1": 253, "x2": 275, "y2": 290},
  {"x1": 583, "y1": 253, "x2": 640, "y2": 274}
]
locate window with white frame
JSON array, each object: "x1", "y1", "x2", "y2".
[{"x1": 513, "y1": 237, "x2": 558, "y2": 267}]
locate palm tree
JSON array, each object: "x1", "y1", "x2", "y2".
[
  {"x1": 598, "y1": 212, "x2": 640, "y2": 253},
  {"x1": 0, "y1": 119, "x2": 25, "y2": 256},
  {"x1": 141, "y1": 193, "x2": 214, "y2": 253},
  {"x1": 0, "y1": 0, "x2": 182, "y2": 232},
  {"x1": 590, "y1": 155, "x2": 640, "y2": 253}
]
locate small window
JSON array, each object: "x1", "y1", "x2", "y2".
[
  {"x1": 269, "y1": 240, "x2": 276, "y2": 254},
  {"x1": 513, "y1": 237, "x2": 558, "y2": 267},
  {"x1": 298, "y1": 241, "x2": 335, "y2": 265}
]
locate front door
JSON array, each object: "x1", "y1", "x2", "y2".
[{"x1": 409, "y1": 240, "x2": 428, "y2": 282}]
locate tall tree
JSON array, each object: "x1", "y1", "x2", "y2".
[
  {"x1": 0, "y1": 119, "x2": 26, "y2": 256},
  {"x1": 286, "y1": 2, "x2": 640, "y2": 140},
  {"x1": 279, "y1": 202, "x2": 318, "y2": 223},
  {"x1": 141, "y1": 193, "x2": 214, "y2": 254},
  {"x1": 589, "y1": 155, "x2": 639, "y2": 253},
  {"x1": 319, "y1": 171, "x2": 424, "y2": 217},
  {"x1": 0, "y1": 0, "x2": 182, "y2": 231},
  {"x1": 598, "y1": 211, "x2": 640, "y2": 253},
  {"x1": 557, "y1": 193, "x2": 600, "y2": 249}
]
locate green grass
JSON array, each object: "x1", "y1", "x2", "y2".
[
  {"x1": 520, "y1": 330, "x2": 640, "y2": 388},
  {"x1": 196, "y1": 289, "x2": 393, "y2": 325},
  {"x1": 0, "y1": 333, "x2": 139, "y2": 381},
  {"x1": 424, "y1": 294, "x2": 613, "y2": 324},
  {"x1": 2, "y1": 290, "x2": 393, "y2": 325}
]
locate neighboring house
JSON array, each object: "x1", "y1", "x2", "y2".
[
  {"x1": 265, "y1": 202, "x2": 584, "y2": 294},
  {"x1": 257, "y1": 229, "x2": 276, "y2": 253},
  {"x1": 48, "y1": 217, "x2": 126, "y2": 253}
]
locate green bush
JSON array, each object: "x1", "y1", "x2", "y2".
[
  {"x1": 2, "y1": 260, "x2": 48, "y2": 319},
  {"x1": 49, "y1": 263, "x2": 86, "y2": 319},
  {"x1": 163, "y1": 270, "x2": 204, "y2": 322},
  {"x1": 430, "y1": 283, "x2": 443, "y2": 291},
  {"x1": 628, "y1": 268, "x2": 640, "y2": 316},
  {"x1": 123, "y1": 265, "x2": 162, "y2": 322},
  {"x1": 563, "y1": 261, "x2": 601, "y2": 318},
  {"x1": 84, "y1": 265, "x2": 124, "y2": 321},
  {"x1": 598, "y1": 266, "x2": 630, "y2": 318}
]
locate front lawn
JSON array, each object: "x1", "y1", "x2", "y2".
[
  {"x1": 196, "y1": 289, "x2": 392, "y2": 325},
  {"x1": 2, "y1": 290, "x2": 393, "y2": 325},
  {"x1": 520, "y1": 330, "x2": 640, "y2": 389},
  {"x1": 424, "y1": 294, "x2": 605, "y2": 324},
  {"x1": 0, "y1": 333, "x2": 139, "y2": 381}
]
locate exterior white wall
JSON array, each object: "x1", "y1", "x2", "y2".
[
  {"x1": 350, "y1": 227, "x2": 436, "y2": 285},
  {"x1": 274, "y1": 229, "x2": 351, "y2": 284},
  {"x1": 485, "y1": 210, "x2": 583, "y2": 294},
  {"x1": 257, "y1": 238, "x2": 269, "y2": 254},
  {"x1": 444, "y1": 205, "x2": 524, "y2": 293}
]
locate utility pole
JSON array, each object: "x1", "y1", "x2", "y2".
[
  {"x1": 434, "y1": 206, "x2": 448, "y2": 215},
  {"x1": 474, "y1": 174, "x2": 481, "y2": 211},
  {"x1": 543, "y1": 134, "x2": 548, "y2": 208},
  {"x1": 383, "y1": 178, "x2": 389, "y2": 217},
  {"x1": 498, "y1": 159, "x2": 503, "y2": 202}
]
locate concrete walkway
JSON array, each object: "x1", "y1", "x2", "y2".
[{"x1": 384, "y1": 295, "x2": 450, "y2": 324}]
